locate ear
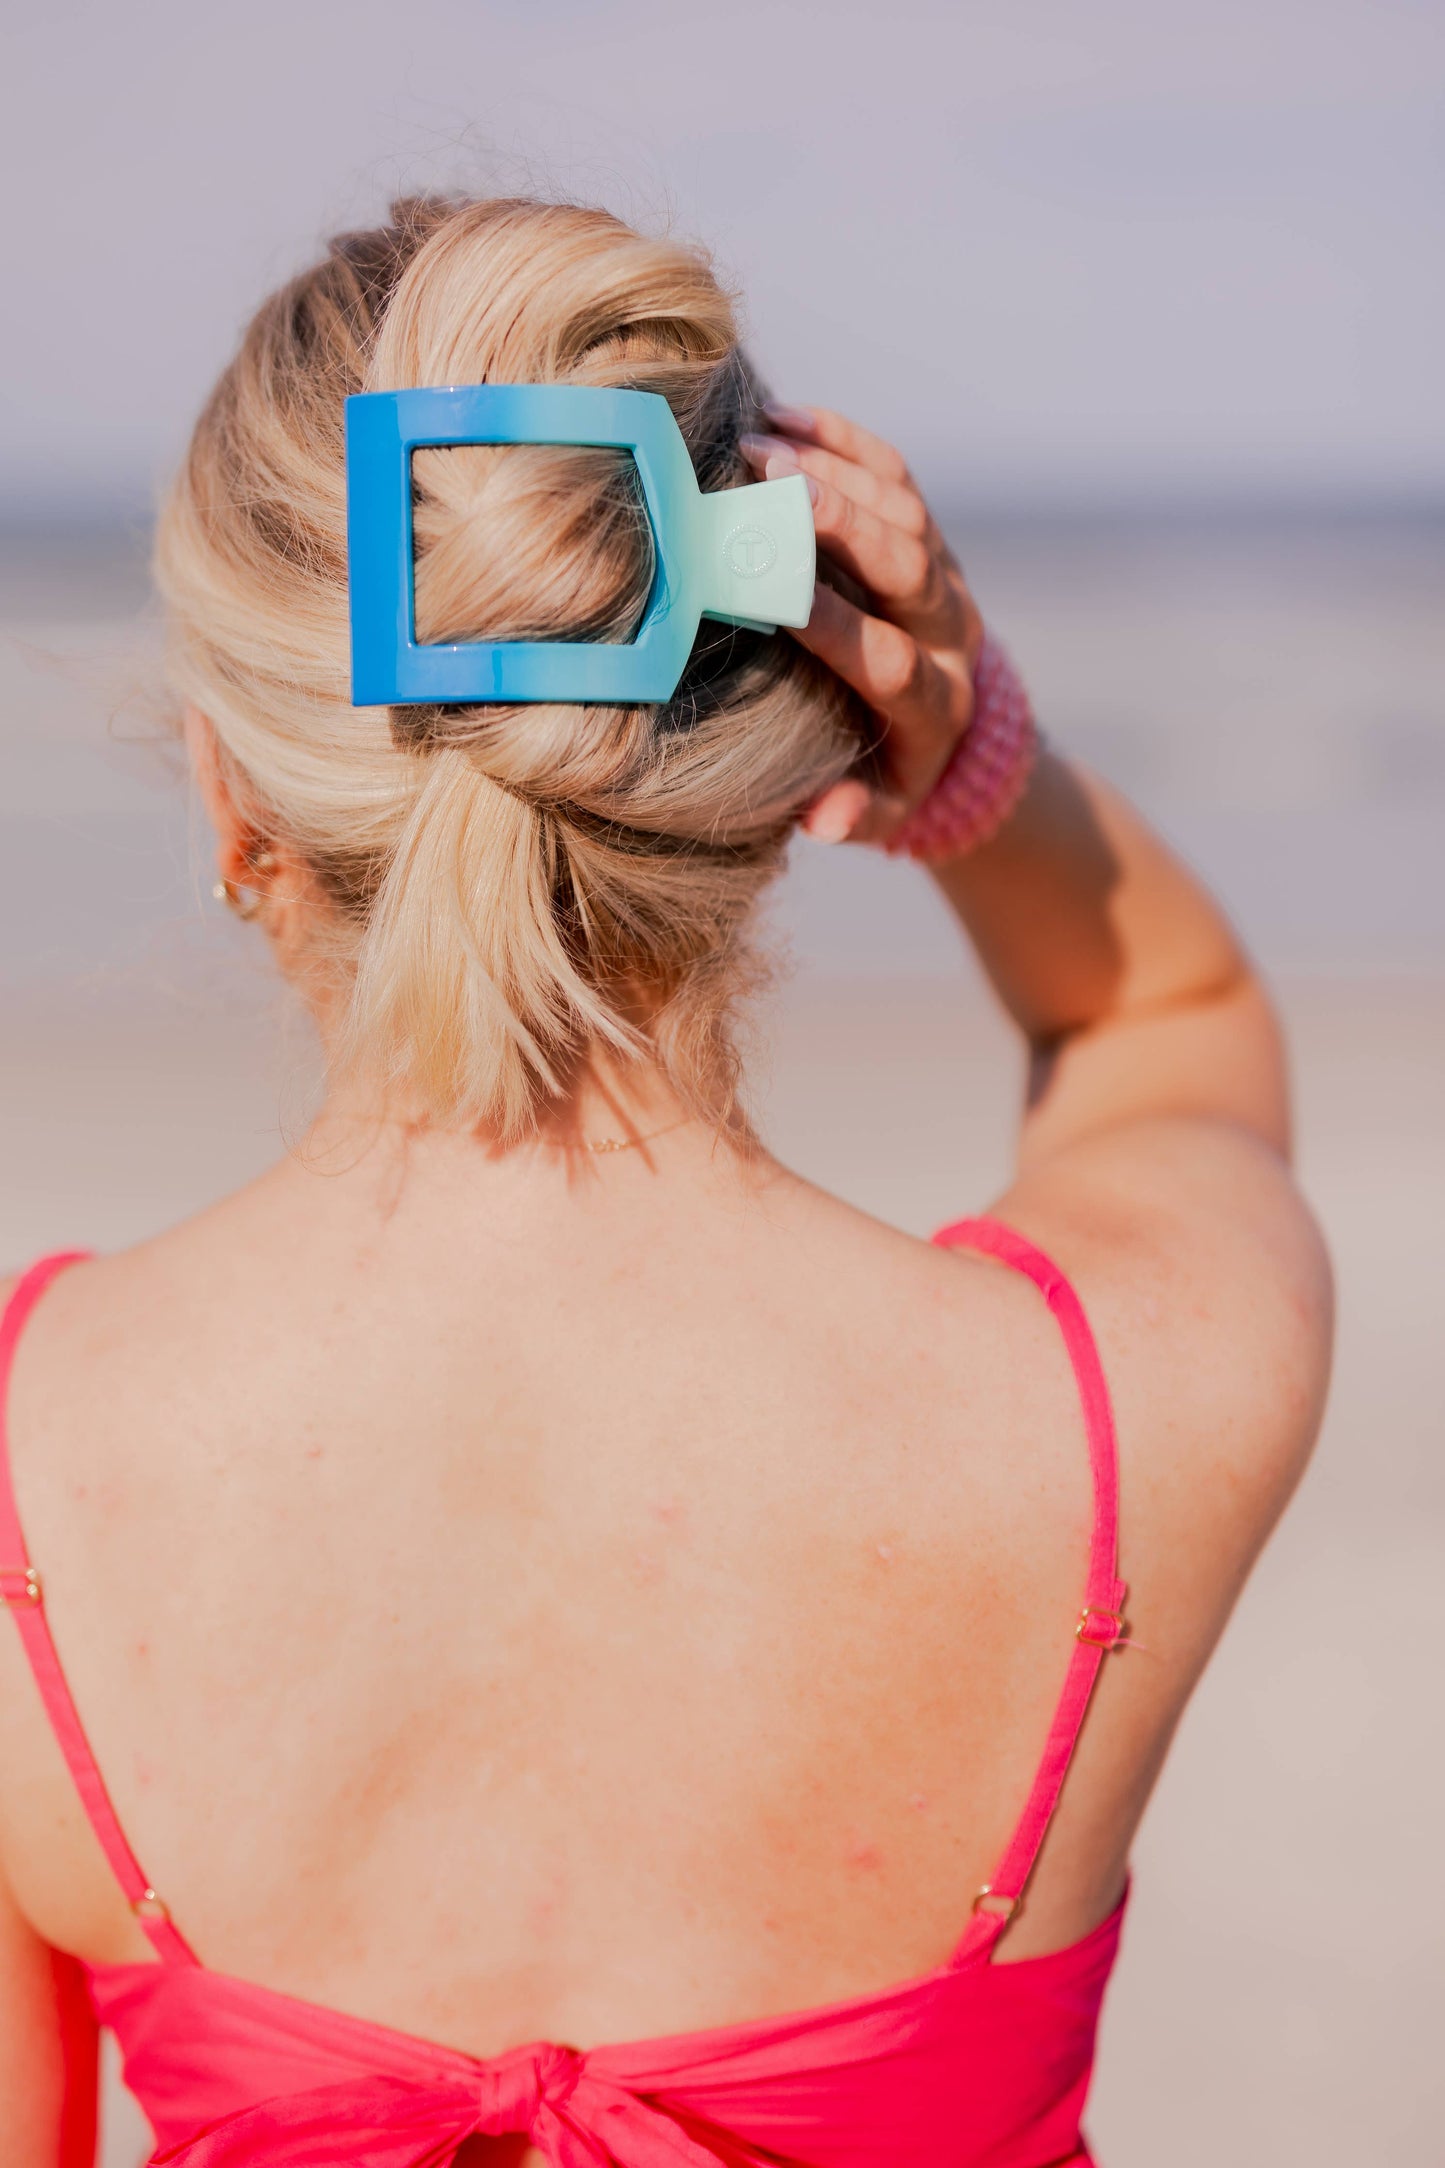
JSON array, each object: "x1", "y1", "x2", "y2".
[{"x1": 184, "y1": 706, "x2": 253, "y2": 882}]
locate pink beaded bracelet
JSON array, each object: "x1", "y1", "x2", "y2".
[{"x1": 886, "y1": 632, "x2": 1039, "y2": 863}]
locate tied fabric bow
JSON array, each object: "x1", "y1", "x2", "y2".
[{"x1": 148, "y1": 2044, "x2": 730, "y2": 2168}]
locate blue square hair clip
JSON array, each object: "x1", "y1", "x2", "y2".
[{"x1": 345, "y1": 384, "x2": 816, "y2": 707}]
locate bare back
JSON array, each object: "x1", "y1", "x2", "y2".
[{"x1": 0, "y1": 1105, "x2": 1327, "y2": 2061}]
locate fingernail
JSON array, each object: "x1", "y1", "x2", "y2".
[
  {"x1": 763, "y1": 401, "x2": 816, "y2": 434},
  {"x1": 740, "y1": 430, "x2": 794, "y2": 465},
  {"x1": 764, "y1": 448, "x2": 801, "y2": 482},
  {"x1": 771, "y1": 458, "x2": 820, "y2": 506},
  {"x1": 743, "y1": 432, "x2": 817, "y2": 500}
]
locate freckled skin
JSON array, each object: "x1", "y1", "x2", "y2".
[
  {"x1": 632, "y1": 1502, "x2": 685, "y2": 1587},
  {"x1": 844, "y1": 1838, "x2": 885, "y2": 1876},
  {"x1": 528, "y1": 1868, "x2": 568, "y2": 1941}
]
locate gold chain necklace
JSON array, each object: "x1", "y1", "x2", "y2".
[{"x1": 582, "y1": 1115, "x2": 693, "y2": 1155}]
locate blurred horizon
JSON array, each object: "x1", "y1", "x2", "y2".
[
  {"x1": 5, "y1": 0, "x2": 1443, "y2": 519},
  {"x1": 4, "y1": 498, "x2": 1442, "y2": 994},
  {"x1": 7, "y1": 489, "x2": 1445, "y2": 542}
]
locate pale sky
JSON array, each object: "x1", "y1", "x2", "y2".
[{"x1": 2, "y1": 0, "x2": 1441, "y2": 518}]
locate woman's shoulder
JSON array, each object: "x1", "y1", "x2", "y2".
[
  {"x1": 0, "y1": 1192, "x2": 266, "y2": 1372},
  {"x1": 985, "y1": 1113, "x2": 1333, "y2": 1638},
  {"x1": 0, "y1": 1263, "x2": 59, "y2": 1348},
  {"x1": 0, "y1": 1240, "x2": 192, "y2": 1457},
  {"x1": 0, "y1": 1251, "x2": 103, "y2": 1361}
]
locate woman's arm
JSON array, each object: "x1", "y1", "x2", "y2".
[
  {"x1": 0, "y1": 1857, "x2": 99, "y2": 2168},
  {"x1": 740, "y1": 406, "x2": 1289, "y2": 1171},
  {"x1": 933, "y1": 753, "x2": 1290, "y2": 1167},
  {"x1": 742, "y1": 407, "x2": 1331, "y2": 1553},
  {"x1": 0, "y1": 1300, "x2": 99, "y2": 2168}
]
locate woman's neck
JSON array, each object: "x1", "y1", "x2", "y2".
[{"x1": 279, "y1": 1060, "x2": 769, "y2": 1243}]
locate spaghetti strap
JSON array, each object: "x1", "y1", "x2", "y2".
[
  {"x1": 0, "y1": 1255, "x2": 197, "y2": 1965},
  {"x1": 931, "y1": 1217, "x2": 1128, "y2": 1961}
]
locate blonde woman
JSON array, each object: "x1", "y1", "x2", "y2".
[{"x1": 0, "y1": 197, "x2": 1330, "y2": 2168}]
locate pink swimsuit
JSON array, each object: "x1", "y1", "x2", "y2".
[{"x1": 1, "y1": 1218, "x2": 1130, "y2": 2168}]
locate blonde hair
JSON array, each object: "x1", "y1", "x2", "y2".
[{"x1": 156, "y1": 195, "x2": 861, "y2": 1136}]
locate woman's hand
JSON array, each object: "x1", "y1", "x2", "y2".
[{"x1": 739, "y1": 404, "x2": 984, "y2": 845}]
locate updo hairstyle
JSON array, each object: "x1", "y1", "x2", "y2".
[{"x1": 155, "y1": 195, "x2": 862, "y2": 1135}]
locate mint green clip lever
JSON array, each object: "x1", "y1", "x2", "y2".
[
  {"x1": 346, "y1": 385, "x2": 816, "y2": 707},
  {"x1": 683, "y1": 466, "x2": 815, "y2": 638}
]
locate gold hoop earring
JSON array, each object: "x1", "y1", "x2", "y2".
[{"x1": 213, "y1": 849, "x2": 276, "y2": 923}]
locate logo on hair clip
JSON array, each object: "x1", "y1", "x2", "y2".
[{"x1": 724, "y1": 525, "x2": 778, "y2": 578}]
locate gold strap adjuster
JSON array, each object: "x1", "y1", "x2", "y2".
[
  {"x1": 1076, "y1": 1604, "x2": 1125, "y2": 1648},
  {"x1": 1, "y1": 1566, "x2": 42, "y2": 1608},
  {"x1": 972, "y1": 1884, "x2": 1022, "y2": 1922},
  {"x1": 131, "y1": 1888, "x2": 171, "y2": 1923}
]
